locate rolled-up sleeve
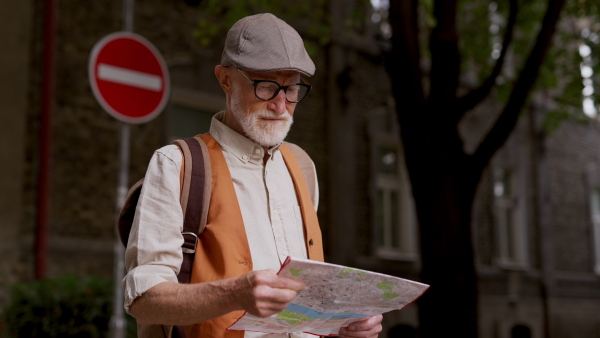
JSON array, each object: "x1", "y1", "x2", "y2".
[{"x1": 122, "y1": 145, "x2": 184, "y2": 313}]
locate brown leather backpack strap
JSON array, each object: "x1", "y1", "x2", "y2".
[
  {"x1": 171, "y1": 137, "x2": 210, "y2": 284},
  {"x1": 168, "y1": 137, "x2": 212, "y2": 338},
  {"x1": 194, "y1": 135, "x2": 212, "y2": 233},
  {"x1": 179, "y1": 148, "x2": 185, "y2": 199}
]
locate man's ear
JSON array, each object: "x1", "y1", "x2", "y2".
[{"x1": 215, "y1": 65, "x2": 232, "y2": 95}]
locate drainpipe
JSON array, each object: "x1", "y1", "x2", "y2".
[{"x1": 35, "y1": 0, "x2": 57, "y2": 279}]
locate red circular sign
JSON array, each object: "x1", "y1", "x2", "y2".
[{"x1": 89, "y1": 32, "x2": 170, "y2": 124}]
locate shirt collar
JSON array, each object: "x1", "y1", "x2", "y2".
[{"x1": 209, "y1": 111, "x2": 281, "y2": 164}]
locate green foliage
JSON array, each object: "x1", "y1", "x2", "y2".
[
  {"x1": 535, "y1": 0, "x2": 600, "y2": 126},
  {"x1": 455, "y1": 0, "x2": 600, "y2": 129},
  {"x1": 457, "y1": 0, "x2": 547, "y2": 87},
  {"x1": 510, "y1": 1, "x2": 546, "y2": 57},
  {"x1": 192, "y1": 0, "x2": 332, "y2": 57},
  {"x1": 191, "y1": 0, "x2": 600, "y2": 129},
  {"x1": 420, "y1": 0, "x2": 437, "y2": 28},
  {"x1": 457, "y1": 0, "x2": 493, "y2": 83},
  {"x1": 1, "y1": 276, "x2": 136, "y2": 338}
]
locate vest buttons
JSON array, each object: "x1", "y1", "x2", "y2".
[{"x1": 309, "y1": 239, "x2": 314, "y2": 246}]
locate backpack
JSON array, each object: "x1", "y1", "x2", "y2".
[
  {"x1": 118, "y1": 136, "x2": 211, "y2": 285},
  {"x1": 117, "y1": 135, "x2": 316, "y2": 338}
]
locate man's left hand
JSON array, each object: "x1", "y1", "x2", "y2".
[{"x1": 338, "y1": 314, "x2": 383, "y2": 338}]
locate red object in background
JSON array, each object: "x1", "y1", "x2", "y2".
[
  {"x1": 89, "y1": 32, "x2": 169, "y2": 124},
  {"x1": 36, "y1": 0, "x2": 57, "y2": 280}
]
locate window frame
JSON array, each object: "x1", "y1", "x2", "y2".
[
  {"x1": 493, "y1": 167, "x2": 529, "y2": 269},
  {"x1": 589, "y1": 188, "x2": 600, "y2": 275},
  {"x1": 368, "y1": 109, "x2": 418, "y2": 262}
]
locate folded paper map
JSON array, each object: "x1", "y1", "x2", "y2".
[{"x1": 227, "y1": 257, "x2": 429, "y2": 336}]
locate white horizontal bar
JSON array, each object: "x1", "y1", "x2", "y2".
[{"x1": 98, "y1": 63, "x2": 162, "y2": 91}]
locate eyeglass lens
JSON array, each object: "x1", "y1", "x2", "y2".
[{"x1": 255, "y1": 82, "x2": 309, "y2": 102}]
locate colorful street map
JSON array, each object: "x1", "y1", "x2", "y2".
[{"x1": 227, "y1": 257, "x2": 429, "y2": 336}]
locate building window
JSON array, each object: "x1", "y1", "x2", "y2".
[
  {"x1": 589, "y1": 188, "x2": 600, "y2": 275},
  {"x1": 375, "y1": 144, "x2": 401, "y2": 251},
  {"x1": 372, "y1": 140, "x2": 417, "y2": 260},
  {"x1": 493, "y1": 167, "x2": 527, "y2": 267},
  {"x1": 368, "y1": 104, "x2": 417, "y2": 261}
]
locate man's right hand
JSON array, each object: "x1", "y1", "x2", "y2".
[
  {"x1": 129, "y1": 269, "x2": 305, "y2": 326},
  {"x1": 232, "y1": 269, "x2": 305, "y2": 317}
]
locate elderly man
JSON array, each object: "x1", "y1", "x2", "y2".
[{"x1": 123, "y1": 13, "x2": 383, "y2": 338}]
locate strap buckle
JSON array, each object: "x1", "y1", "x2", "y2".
[{"x1": 181, "y1": 232, "x2": 198, "y2": 254}]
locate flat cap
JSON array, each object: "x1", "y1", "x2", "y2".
[{"x1": 221, "y1": 13, "x2": 316, "y2": 76}]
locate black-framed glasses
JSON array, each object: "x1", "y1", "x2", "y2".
[{"x1": 237, "y1": 68, "x2": 312, "y2": 103}]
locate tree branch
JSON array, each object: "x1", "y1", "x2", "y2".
[
  {"x1": 387, "y1": 0, "x2": 425, "y2": 128},
  {"x1": 428, "y1": 0, "x2": 460, "y2": 107},
  {"x1": 453, "y1": 0, "x2": 518, "y2": 123},
  {"x1": 471, "y1": 0, "x2": 566, "y2": 173}
]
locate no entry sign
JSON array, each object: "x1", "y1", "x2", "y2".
[{"x1": 89, "y1": 32, "x2": 170, "y2": 124}]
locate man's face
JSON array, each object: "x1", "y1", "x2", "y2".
[{"x1": 229, "y1": 69, "x2": 302, "y2": 148}]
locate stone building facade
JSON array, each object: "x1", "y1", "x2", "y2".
[{"x1": 1, "y1": 1, "x2": 599, "y2": 337}]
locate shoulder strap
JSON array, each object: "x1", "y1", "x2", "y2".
[
  {"x1": 283, "y1": 142, "x2": 317, "y2": 206},
  {"x1": 120, "y1": 138, "x2": 211, "y2": 338},
  {"x1": 171, "y1": 136, "x2": 212, "y2": 284}
]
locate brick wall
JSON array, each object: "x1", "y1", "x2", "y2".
[
  {"x1": 19, "y1": 1, "x2": 335, "y2": 281},
  {"x1": 546, "y1": 119, "x2": 600, "y2": 273}
]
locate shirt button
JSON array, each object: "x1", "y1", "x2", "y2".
[
  {"x1": 255, "y1": 148, "x2": 261, "y2": 154},
  {"x1": 242, "y1": 155, "x2": 248, "y2": 160}
]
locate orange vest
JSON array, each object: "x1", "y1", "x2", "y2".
[{"x1": 184, "y1": 133, "x2": 324, "y2": 338}]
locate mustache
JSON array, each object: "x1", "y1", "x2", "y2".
[{"x1": 255, "y1": 110, "x2": 292, "y2": 121}]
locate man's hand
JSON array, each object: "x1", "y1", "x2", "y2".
[
  {"x1": 128, "y1": 270, "x2": 304, "y2": 327},
  {"x1": 338, "y1": 315, "x2": 383, "y2": 338},
  {"x1": 234, "y1": 269, "x2": 305, "y2": 318}
]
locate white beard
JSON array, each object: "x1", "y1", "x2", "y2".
[{"x1": 230, "y1": 92, "x2": 294, "y2": 148}]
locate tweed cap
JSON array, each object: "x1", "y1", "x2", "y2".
[{"x1": 221, "y1": 13, "x2": 315, "y2": 76}]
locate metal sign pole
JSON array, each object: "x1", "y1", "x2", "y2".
[
  {"x1": 109, "y1": 1, "x2": 134, "y2": 337},
  {"x1": 110, "y1": 123, "x2": 130, "y2": 338},
  {"x1": 123, "y1": 0, "x2": 134, "y2": 32}
]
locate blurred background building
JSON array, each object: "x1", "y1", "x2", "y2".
[{"x1": 0, "y1": 0, "x2": 599, "y2": 337}]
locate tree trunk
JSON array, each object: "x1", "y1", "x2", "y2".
[
  {"x1": 412, "y1": 166, "x2": 480, "y2": 338},
  {"x1": 385, "y1": 0, "x2": 566, "y2": 336}
]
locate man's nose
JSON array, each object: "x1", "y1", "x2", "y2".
[{"x1": 267, "y1": 89, "x2": 288, "y2": 115}]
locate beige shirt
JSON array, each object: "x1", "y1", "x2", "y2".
[{"x1": 123, "y1": 113, "x2": 319, "y2": 338}]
